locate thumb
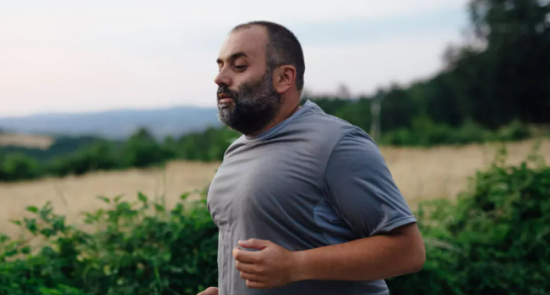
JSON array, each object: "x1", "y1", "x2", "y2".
[{"x1": 238, "y1": 238, "x2": 270, "y2": 250}]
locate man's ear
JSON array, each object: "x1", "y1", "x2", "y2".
[{"x1": 273, "y1": 65, "x2": 297, "y2": 94}]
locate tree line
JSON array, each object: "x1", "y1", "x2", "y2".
[{"x1": 312, "y1": 0, "x2": 550, "y2": 139}]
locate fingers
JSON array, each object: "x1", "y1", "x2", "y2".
[
  {"x1": 235, "y1": 260, "x2": 257, "y2": 273},
  {"x1": 233, "y1": 247, "x2": 260, "y2": 264},
  {"x1": 197, "y1": 287, "x2": 218, "y2": 295},
  {"x1": 240, "y1": 271, "x2": 265, "y2": 282},
  {"x1": 238, "y1": 238, "x2": 270, "y2": 250},
  {"x1": 232, "y1": 239, "x2": 279, "y2": 290},
  {"x1": 246, "y1": 280, "x2": 268, "y2": 289},
  {"x1": 236, "y1": 257, "x2": 268, "y2": 288}
]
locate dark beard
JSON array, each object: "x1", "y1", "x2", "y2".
[{"x1": 217, "y1": 69, "x2": 282, "y2": 135}]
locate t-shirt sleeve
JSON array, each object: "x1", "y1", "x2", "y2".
[{"x1": 324, "y1": 127, "x2": 417, "y2": 238}]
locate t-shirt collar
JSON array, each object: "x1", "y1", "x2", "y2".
[{"x1": 243, "y1": 99, "x2": 317, "y2": 141}]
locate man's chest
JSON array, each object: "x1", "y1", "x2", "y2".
[{"x1": 206, "y1": 144, "x2": 325, "y2": 228}]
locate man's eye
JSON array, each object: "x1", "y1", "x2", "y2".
[{"x1": 235, "y1": 65, "x2": 247, "y2": 70}]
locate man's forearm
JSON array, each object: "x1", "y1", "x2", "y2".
[{"x1": 292, "y1": 223, "x2": 425, "y2": 282}]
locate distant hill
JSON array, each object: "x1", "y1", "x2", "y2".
[{"x1": 0, "y1": 106, "x2": 221, "y2": 140}]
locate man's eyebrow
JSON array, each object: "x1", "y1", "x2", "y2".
[{"x1": 216, "y1": 52, "x2": 248, "y2": 64}]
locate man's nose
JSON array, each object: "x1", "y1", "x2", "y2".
[{"x1": 215, "y1": 69, "x2": 232, "y2": 86}]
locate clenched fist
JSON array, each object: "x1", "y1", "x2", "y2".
[
  {"x1": 197, "y1": 287, "x2": 218, "y2": 295},
  {"x1": 233, "y1": 239, "x2": 301, "y2": 289}
]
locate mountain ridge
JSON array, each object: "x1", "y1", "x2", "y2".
[{"x1": 0, "y1": 106, "x2": 221, "y2": 140}]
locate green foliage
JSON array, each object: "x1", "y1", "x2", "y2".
[
  {"x1": 0, "y1": 153, "x2": 42, "y2": 181},
  {"x1": 122, "y1": 128, "x2": 170, "y2": 168},
  {"x1": 387, "y1": 141, "x2": 550, "y2": 294},
  {"x1": 380, "y1": 117, "x2": 534, "y2": 147},
  {"x1": 0, "y1": 136, "x2": 109, "y2": 162},
  {"x1": 48, "y1": 140, "x2": 121, "y2": 177},
  {"x1": 0, "y1": 126, "x2": 240, "y2": 182},
  {"x1": 173, "y1": 127, "x2": 239, "y2": 162},
  {"x1": 0, "y1": 191, "x2": 218, "y2": 295}
]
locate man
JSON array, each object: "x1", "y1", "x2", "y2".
[{"x1": 199, "y1": 21, "x2": 425, "y2": 295}]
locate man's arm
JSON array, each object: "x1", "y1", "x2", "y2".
[
  {"x1": 296, "y1": 127, "x2": 425, "y2": 281},
  {"x1": 293, "y1": 222, "x2": 425, "y2": 282},
  {"x1": 234, "y1": 223, "x2": 424, "y2": 288}
]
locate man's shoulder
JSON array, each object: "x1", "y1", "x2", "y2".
[
  {"x1": 300, "y1": 109, "x2": 373, "y2": 145},
  {"x1": 293, "y1": 105, "x2": 360, "y2": 137}
]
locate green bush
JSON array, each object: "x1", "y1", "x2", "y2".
[
  {"x1": 0, "y1": 191, "x2": 218, "y2": 295},
  {"x1": 380, "y1": 117, "x2": 535, "y2": 147},
  {"x1": 0, "y1": 153, "x2": 42, "y2": 182},
  {"x1": 47, "y1": 140, "x2": 121, "y2": 177},
  {"x1": 387, "y1": 141, "x2": 550, "y2": 294}
]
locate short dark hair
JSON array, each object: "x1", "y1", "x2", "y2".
[{"x1": 232, "y1": 21, "x2": 305, "y2": 91}]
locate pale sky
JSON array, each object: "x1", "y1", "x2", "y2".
[{"x1": 0, "y1": 0, "x2": 470, "y2": 118}]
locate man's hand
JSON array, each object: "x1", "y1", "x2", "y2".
[
  {"x1": 233, "y1": 239, "x2": 299, "y2": 289},
  {"x1": 197, "y1": 287, "x2": 218, "y2": 295}
]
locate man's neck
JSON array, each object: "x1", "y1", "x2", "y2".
[{"x1": 246, "y1": 99, "x2": 302, "y2": 137}]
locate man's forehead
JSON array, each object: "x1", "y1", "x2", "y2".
[{"x1": 218, "y1": 26, "x2": 267, "y2": 60}]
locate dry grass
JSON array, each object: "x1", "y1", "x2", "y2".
[
  {"x1": 0, "y1": 161, "x2": 221, "y2": 237},
  {"x1": 0, "y1": 133, "x2": 53, "y2": 149},
  {"x1": 0, "y1": 138, "x2": 549, "y2": 237},
  {"x1": 385, "y1": 139, "x2": 550, "y2": 208}
]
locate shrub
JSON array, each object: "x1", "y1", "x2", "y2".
[
  {"x1": 0, "y1": 191, "x2": 218, "y2": 295},
  {"x1": 387, "y1": 141, "x2": 550, "y2": 294},
  {"x1": 47, "y1": 140, "x2": 121, "y2": 177},
  {"x1": 380, "y1": 117, "x2": 535, "y2": 147},
  {"x1": 0, "y1": 153, "x2": 42, "y2": 182}
]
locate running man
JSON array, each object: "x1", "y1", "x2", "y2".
[{"x1": 199, "y1": 21, "x2": 425, "y2": 295}]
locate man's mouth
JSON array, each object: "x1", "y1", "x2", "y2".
[
  {"x1": 218, "y1": 93, "x2": 234, "y2": 107},
  {"x1": 219, "y1": 98, "x2": 233, "y2": 103}
]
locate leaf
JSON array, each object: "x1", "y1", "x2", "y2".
[
  {"x1": 0, "y1": 234, "x2": 9, "y2": 244},
  {"x1": 114, "y1": 194, "x2": 124, "y2": 203},
  {"x1": 96, "y1": 196, "x2": 110, "y2": 204},
  {"x1": 10, "y1": 220, "x2": 22, "y2": 226},
  {"x1": 138, "y1": 192, "x2": 148, "y2": 203},
  {"x1": 20, "y1": 246, "x2": 31, "y2": 255},
  {"x1": 25, "y1": 218, "x2": 38, "y2": 234},
  {"x1": 155, "y1": 204, "x2": 165, "y2": 212},
  {"x1": 53, "y1": 218, "x2": 66, "y2": 232},
  {"x1": 4, "y1": 249, "x2": 17, "y2": 257},
  {"x1": 26, "y1": 206, "x2": 38, "y2": 213}
]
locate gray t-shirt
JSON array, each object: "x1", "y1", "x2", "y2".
[{"x1": 207, "y1": 100, "x2": 416, "y2": 295}]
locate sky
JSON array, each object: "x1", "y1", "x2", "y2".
[{"x1": 0, "y1": 0, "x2": 471, "y2": 118}]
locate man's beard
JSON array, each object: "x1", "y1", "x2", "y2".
[{"x1": 217, "y1": 69, "x2": 282, "y2": 135}]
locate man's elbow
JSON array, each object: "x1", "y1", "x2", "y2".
[
  {"x1": 389, "y1": 222, "x2": 426, "y2": 275},
  {"x1": 398, "y1": 224, "x2": 426, "y2": 274},
  {"x1": 410, "y1": 242, "x2": 426, "y2": 273},
  {"x1": 405, "y1": 237, "x2": 426, "y2": 274}
]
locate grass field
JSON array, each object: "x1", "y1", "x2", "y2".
[
  {"x1": 1, "y1": 138, "x2": 549, "y2": 237},
  {"x1": 0, "y1": 133, "x2": 53, "y2": 149}
]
